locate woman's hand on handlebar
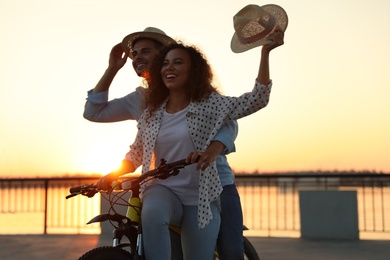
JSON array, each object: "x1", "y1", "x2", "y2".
[
  {"x1": 186, "y1": 151, "x2": 214, "y2": 171},
  {"x1": 186, "y1": 141, "x2": 225, "y2": 171},
  {"x1": 97, "y1": 173, "x2": 117, "y2": 190}
]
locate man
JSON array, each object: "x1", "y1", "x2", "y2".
[{"x1": 83, "y1": 27, "x2": 244, "y2": 259}]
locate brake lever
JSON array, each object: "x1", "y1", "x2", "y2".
[
  {"x1": 82, "y1": 189, "x2": 99, "y2": 198},
  {"x1": 66, "y1": 193, "x2": 79, "y2": 199},
  {"x1": 155, "y1": 166, "x2": 183, "y2": 179},
  {"x1": 171, "y1": 169, "x2": 180, "y2": 176}
]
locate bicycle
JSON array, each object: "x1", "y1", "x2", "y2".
[{"x1": 66, "y1": 158, "x2": 260, "y2": 260}]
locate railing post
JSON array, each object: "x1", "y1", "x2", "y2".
[{"x1": 43, "y1": 179, "x2": 48, "y2": 234}]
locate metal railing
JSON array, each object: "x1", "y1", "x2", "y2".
[
  {"x1": 0, "y1": 177, "x2": 100, "y2": 234},
  {"x1": 236, "y1": 173, "x2": 390, "y2": 238},
  {"x1": 1, "y1": 174, "x2": 389, "y2": 238}
]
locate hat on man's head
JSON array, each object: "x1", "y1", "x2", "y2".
[
  {"x1": 230, "y1": 4, "x2": 288, "y2": 53},
  {"x1": 122, "y1": 27, "x2": 174, "y2": 55}
]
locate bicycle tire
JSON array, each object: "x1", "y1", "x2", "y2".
[
  {"x1": 78, "y1": 246, "x2": 133, "y2": 260},
  {"x1": 244, "y1": 236, "x2": 260, "y2": 260}
]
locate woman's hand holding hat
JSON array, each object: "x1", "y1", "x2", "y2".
[{"x1": 263, "y1": 26, "x2": 285, "y2": 52}]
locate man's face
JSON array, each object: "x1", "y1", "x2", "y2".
[{"x1": 131, "y1": 39, "x2": 161, "y2": 77}]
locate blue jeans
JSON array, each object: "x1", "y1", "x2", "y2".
[
  {"x1": 141, "y1": 184, "x2": 220, "y2": 260},
  {"x1": 166, "y1": 184, "x2": 244, "y2": 260},
  {"x1": 217, "y1": 184, "x2": 244, "y2": 260}
]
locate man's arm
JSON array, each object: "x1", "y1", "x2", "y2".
[
  {"x1": 92, "y1": 43, "x2": 128, "y2": 93},
  {"x1": 83, "y1": 87, "x2": 145, "y2": 122},
  {"x1": 212, "y1": 120, "x2": 238, "y2": 154},
  {"x1": 83, "y1": 43, "x2": 143, "y2": 122}
]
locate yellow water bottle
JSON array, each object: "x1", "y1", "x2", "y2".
[{"x1": 126, "y1": 196, "x2": 142, "y2": 223}]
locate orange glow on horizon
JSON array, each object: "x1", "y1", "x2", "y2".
[{"x1": 1, "y1": 1, "x2": 390, "y2": 177}]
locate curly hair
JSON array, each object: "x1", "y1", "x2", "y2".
[{"x1": 144, "y1": 42, "x2": 219, "y2": 116}]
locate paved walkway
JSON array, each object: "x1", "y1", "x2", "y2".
[{"x1": 0, "y1": 234, "x2": 389, "y2": 260}]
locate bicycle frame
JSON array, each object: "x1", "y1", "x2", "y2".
[
  {"x1": 67, "y1": 158, "x2": 195, "y2": 258},
  {"x1": 66, "y1": 158, "x2": 260, "y2": 260}
]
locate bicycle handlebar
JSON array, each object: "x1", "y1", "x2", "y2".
[
  {"x1": 66, "y1": 157, "x2": 196, "y2": 199},
  {"x1": 131, "y1": 158, "x2": 192, "y2": 186},
  {"x1": 69, "y1": 184, "x2": 96, "y2": 194}
]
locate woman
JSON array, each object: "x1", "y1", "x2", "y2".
[{"x1": 98, "y1": 28, "x2": 284, "y2": 259}]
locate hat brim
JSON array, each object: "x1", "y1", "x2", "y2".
[
  {"x1": 121, "y1": 31, "x2": 174, "y2": 53},
  {"x1": 231, "y1": 4, "x2": 288, "y2": 53}
]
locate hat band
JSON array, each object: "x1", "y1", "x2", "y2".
[{"x1": 238, "y1": 15, "x2": 276, "y2": 45}]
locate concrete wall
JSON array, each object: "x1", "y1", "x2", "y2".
[{"x1": 299, "y1": 190, "x2": 359, "y2": 240}]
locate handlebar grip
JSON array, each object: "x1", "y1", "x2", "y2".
[
  {"x1": 167, "y1": 156, "x2": 200, "y2": 168},
  {"x1": 168, "y1": 159, "x2": 188, "y2": 167},
  {"x1": 69, "y1": 183, "x2": 96, "y2": 194},
  {"x1": 69, "y1": 186, "x2": 83, "y2": 193}
]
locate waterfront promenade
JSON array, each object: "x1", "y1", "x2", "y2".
[{"x1": 0, "y1": 234, "x2": 389, "y2": 260}]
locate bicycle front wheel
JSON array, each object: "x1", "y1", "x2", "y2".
[
  {"x1": 79, "y1": 246, "x2": 133, "y2": 260},
  {"x1": 244, "y1": 236, "x2": 260, "y2": 260}
]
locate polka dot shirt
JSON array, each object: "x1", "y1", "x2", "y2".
[{"x1": 126, "y1": 80, "x2": 272, "y2": 228}]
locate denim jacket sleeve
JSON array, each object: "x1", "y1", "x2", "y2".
[{"x1": 212, "y1": 120, "x2": 238, "y2": 155}]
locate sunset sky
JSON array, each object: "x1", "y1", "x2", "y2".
[{"x1": 1, "y1": 0, "x2": 389, "y2": 177}]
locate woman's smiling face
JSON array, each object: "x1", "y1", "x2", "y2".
[{"x1": 161, "y1": 48, "x2": 191, "y2": 91}]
